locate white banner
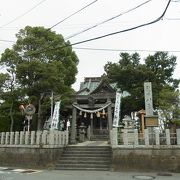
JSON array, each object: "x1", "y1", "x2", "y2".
[
  {"x1": 113, "y1": 91, "x2": 122, "y2": 127},
  {"x1": 50, "y1": 101, "x2": 61, "y2": 130}
]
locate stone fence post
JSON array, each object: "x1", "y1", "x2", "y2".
[
  {"x1": 144, "y1": 129, "x2": 149, "y2": 146},
  {"x1": 0, "y1": 132, "x2": 5, "y2": 145},
  {"x1": 10, "y1": 132, "x2": 14, "y2": 145},
  {"x1": 134, "y1": 129, "x2": 139, "y2": 146},
  {"x1": 176, "y1": 129, "x2": 180, "y2": 145},
  {"x1": 14, "y1": 131, "x2": 19, "y2": 145},
  {"x1": 155, "y1": 129, "x2": 160, "y2": 145},
  {"x1": 123, "y1": 129, "x2": 128, "y2": 145},
  {"x1": 5, "y1": 132, "x2": 10, "y2": 145},
  {"x1": 166, "y1": 129, "x2": 170, "y2": 145},
  {"x1": 30, "y1": 131, "x2": 36, "y2": 145},
  {"x1": 111, "y1": 128, "x2": 118, "y2": 147}
]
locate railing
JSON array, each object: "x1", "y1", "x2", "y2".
[
  {"x1": 0, "y1": 130, "x2": 69, "y2": 147},
  {"x1": 110, "y1": 128, "x2": 180, "y2": 147}
]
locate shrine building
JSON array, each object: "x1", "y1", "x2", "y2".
[{"x1": 70, "y1": 77, "x2": 117, "y2": 144}]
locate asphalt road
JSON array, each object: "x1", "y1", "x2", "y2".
[{"x1": 0, "y1": 168, "x2": 180, "y2": 180}]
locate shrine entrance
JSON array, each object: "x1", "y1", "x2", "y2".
[
  {"x1": 93, "y1": 117, "x2": 108, "y2": 135},
  {"x1": 70, "y1": 77, "x2": 116, "y2": 144}
]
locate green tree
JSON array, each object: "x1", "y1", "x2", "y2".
[
  {"x1": 104, "y1": 52, "x2": 179, "y2": 122},
  {"x1": 0, "y1": 26, "x2": 79, "y2": 130},
  {"x1": 157, "y1": 86, "x2": 180, "y2": 128}
]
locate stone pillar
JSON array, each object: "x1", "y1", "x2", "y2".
[
  {"x1": 134, "y1": 129, "x2": 139, "y2": 146},
  {"x1": 166, "y1": 129, "x2": 171, "y2": 145},
  {"x1": 107, "y1": 100, "x2": 112, "y2": 135},
  {"x1": 111, "y1": 128, "x2": 118, "y2": 147},
  {"x1": 49, "y1": 131, "x2": 55, "y2": 145},
  {"x1": 176, "y1": 129, "x2": 180, "y2": 145},
  {"x1": 123, "y1": 129, "x2": 128, "y2": 145},
  {"x1": 25, "y1": 131, "x2": 29, "y2": 145},
  {"x1": 20, "y1": 131, "x2": 24, "y2": 145},
  {"x1": 36, "y1": 131, "x2": 41, "y2": 145},
  {"x1": 70, "y1": 106, "x2": 77, "y2": 144},
  {"x1": 5, "y1": 132, "x2": 10, "y2": 145},
  {"x1": 144, "y1": 129, "x2": 149, "y2": 146},
  {"x1": 1, "y1": 132, "x2": 5, "y2": 145},
  {"x1": 31, "y1": 131, "x2": 36, "y2": 145},
  {"x1": 155, "y1": 129, "x2": 160, "y2": 145},
  {"x1": 10, "y1": 132, "x2": 14, "y2": 145},
  {"x1": 14, "y1": 132, "x2": 19, "y2": 145}
]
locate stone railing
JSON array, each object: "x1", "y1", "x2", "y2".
[
  {"x1": 110, "y1": 128, "x2": 180, "y2": 147},
  {"x1": 0, "y1": 130, "x2": 69, "y2": 148}
]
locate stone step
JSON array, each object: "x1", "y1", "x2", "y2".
[
  {"x1": 55, "y1": 167, "x2": 110, "y2": 171},
  {"x1": 62, "y1": 154, "x2": 109, "y2": 158},
  {"x1": 56, "y1": 163, "x2": 110, "y2": 168},
  {"x1": 63, "y1": 151, "x2": 111, "y2": 155},
  {"x1": 57, "y1": 160, "x2": 110, "y2": 164},
  {"x1": 56, "y1": 145, "x2": 112, "y2": 171},
  {"x1": 66, "y1": 146, "x2": 110, "y2": 149},
  {"x1": 59, "y1": 156, "x2": 111, "y2": 161}
]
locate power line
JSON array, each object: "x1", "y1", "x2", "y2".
[
  {"x1": 73, "y1": 47, "x2": 180, "y2": 53},
  {"x1": 65, "y1": 0, "x2": 153, "y2": 40},
  {"x1": 49, "y1": 0, "x2": 98, "y2": 30},
  {"x1": 1, "y1": 0, "x2": 172, "y2": 57},
  {"x1": 164, "y1": 17, "x2": 180, "y2": 20},
  {"x1": 69, "y1": 0, "x2": 171, "y2": 46},
  {"x1": 0, "y1": 0, "x2": 47, "y2": 28},
  {"x1": 0, "y1": 39, "x2": 15, "y2": 43},
  {"x1": 27, "y1": 0, "x2": 172, "y2": 56}
]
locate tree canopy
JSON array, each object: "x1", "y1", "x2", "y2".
[
  {"x1": 104, "y1": 52, "x2": 180, "y2": 125},
  {"x1": 0, "y1": 26, "x2": 79, "y2": 131}
]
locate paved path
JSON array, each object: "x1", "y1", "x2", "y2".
[{"x1": 0, "y1": 168, "x2": 180, "y2": 180}]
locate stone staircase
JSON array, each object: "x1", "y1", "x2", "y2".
[
  {"x1": 55, "y1": 146, "x2": 111, "y2": 171},
  {"x1": 91, "y1": 134, "x2": 109, "y2": 141}
]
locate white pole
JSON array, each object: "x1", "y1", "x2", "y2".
[{"x1": 51, "y1": 91, "x2": 53, "y2": 121}]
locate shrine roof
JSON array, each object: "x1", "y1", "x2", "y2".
[{"x1": 76, "y1": 77, "x2": 116, "y2": 95}]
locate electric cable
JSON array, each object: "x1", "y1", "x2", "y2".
[
  {"x1": 29, "y1": 0, "x2": 171, "y2": 56},
  {"x1": 1, "y1": 0, "x2": 172, "y2": 57},
  {"x1": 49, "y1": 0, "x2": 98, "y2": 30},
  {"x1": 0, "y1": 0, "x2": 47, "y2": 28},
  {"x1": 73, "y1": 47, "x2": 180, "y2": 53},
  {"x1": 0, "y1": 39, "x2": 15, "y2": 43},
  {"x1": 65, "y1": 0, "x2": 153, "y2": 40},
  {"x1": 69, "y1": 0, "x2": 171, "y2": 46}
]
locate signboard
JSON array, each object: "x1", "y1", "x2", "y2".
[
  {"x1": 113, "y1": 91, "x2": 122, "y2": 127},
  {"x1": 145, "y1": 116, "x2": 159, "y2": 127},
  {"x1": 50, "y1": 101, "x2": 61, "y2": 130},
  {"x1": 24, "y1": 104, "x2": 36, "y2": 115}
]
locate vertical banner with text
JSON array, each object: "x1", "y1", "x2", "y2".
[
  {"x1": 50, "y1": 101, "x2": 61, "y2": 130},
  {"x1": 113, "y1": 91, "x2": 122, "y2": 127}
]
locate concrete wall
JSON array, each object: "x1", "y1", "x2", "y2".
[
  {"x1": 0, "y1": 147, "x2": 64, "y2": 168},
  {"x1": 112, "y1": 147, "x2": 180, "y2": 172}
]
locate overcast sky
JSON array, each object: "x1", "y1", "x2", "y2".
[{"x1": 0, "y1": 0, "x2": 180, "y2": 90}]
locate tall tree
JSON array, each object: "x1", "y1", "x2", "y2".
[
  {"x1": 0, "y1": 26, "x2": 79, "y2": 130},
  {"x1": 104, "y1": 52, "x2": 179, "y2": 122}
]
